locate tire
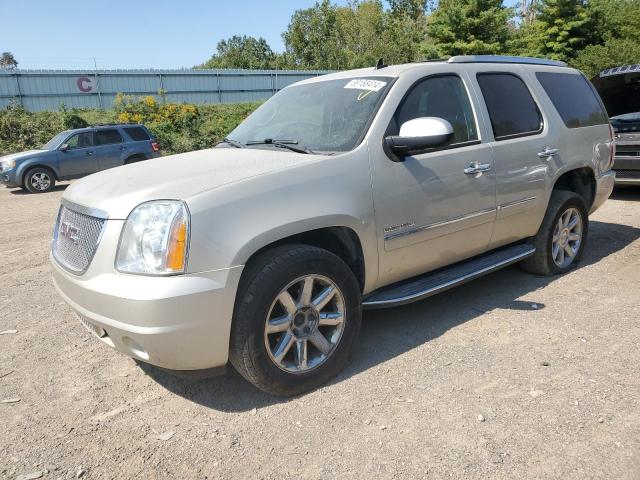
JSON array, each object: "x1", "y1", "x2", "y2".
[
  {"x1": 229, "y1": 244, "x2": 362, "y2": 396},
  {"x1": 24, "y1": 167, "x2": 56, "y2": 194},
  {"x1": 521, "y1": 190, "x2": 588, "y2": 276}
]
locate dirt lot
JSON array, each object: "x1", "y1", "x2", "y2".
[{"x1": 0, "y1": 182, "x2": 639, "y2": 480}]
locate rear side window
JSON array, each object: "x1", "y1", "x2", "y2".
[
  {"x1": 95, "y1": 129, "x2": 123, "y2": 145},
  {"x1": 389, "y1": 74, "x2": 478, "y2": 145},
  {"x1": 536, "y1": 72, "x2": 608, "y2": 128},
  {"x1": 477, "y1": 73, "x2": 542, "y2": 140},
  {"x1": 123, "y1": 126, "x2": 150, "y2": 141}
]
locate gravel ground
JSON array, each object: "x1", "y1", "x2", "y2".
[{"x1": 1, "y1": 182, "x2": 639, "y2": 480}]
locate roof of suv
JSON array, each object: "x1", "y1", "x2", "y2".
[
  {"x1": 298, "y1": 55, "x2": 572, "y2": 85},
  {"x1": 64, "y1": 124, "x2": 148, "y2": 135}
]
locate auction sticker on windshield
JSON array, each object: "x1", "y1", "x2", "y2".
[{"x1": 344, "y1": 79, "x2": 387, "y2": 92}]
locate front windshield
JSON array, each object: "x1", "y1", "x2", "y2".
[
  {"x1": 227, "y1": 77, "x2": 393, "y2": 153},
  {"x1": 611, "y1": 112, "x2": 640, "y2": 133},
  {"x1": 42, "y1": 131, "x2": 71, "y2": 150}
]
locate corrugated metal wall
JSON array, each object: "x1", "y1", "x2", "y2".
[{"x1": 0, "y1": 69, "x2": 330, "y2": 111}]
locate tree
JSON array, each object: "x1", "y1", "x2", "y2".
[
  {"x1": 571, "y1": 0, "x2": 640, "y2": 76},
  {"x1": 427, "y1": 0, "x2": 513, "y2": 56},
  {"x1": 282, "y1": 0, "x2": 347, "y2": 70},
  {"x1": 532, "y1": 0, "x2": 595, "y2": 61},
  {"x1": 0, "y1": 52, "x2": 18, "y2": 69},
  {"x1": 283, "y1": 0, "x2": 427, "y2": 70},
  {"x1": 199, "y1": 35, "x2": 276, "y2": 70}
]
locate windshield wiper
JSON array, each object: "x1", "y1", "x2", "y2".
[
  {"x1": 219, "y1": 137, "x2": 246, "y2": 148},
  {"x1": 245, "y1": 138, "x2": 314, "y2": 154}
]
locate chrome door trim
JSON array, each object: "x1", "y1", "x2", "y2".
[
  {"x1": 384, "y1": 207, "x2": 496, "y2": 251},
  {"x1": 498, "y1": 196, "x2": 537, "y2": 210},
  {"x1": 496, "y1": 196, "x2": 537, "y2": 219}
]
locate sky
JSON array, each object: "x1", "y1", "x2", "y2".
[{"x1": 1, "y1": 0, "x2": 518, "y2": 70}]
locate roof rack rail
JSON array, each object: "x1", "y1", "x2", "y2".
[
  {"x1": 447, "y1": 55, "x2": 567, "y2": 67},
  {"x1": 88, "y1": 122, "x2": 136, "y2": 128}
]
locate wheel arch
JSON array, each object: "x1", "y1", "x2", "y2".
[
  {"x1": 19, "y1": 163, "x2": 59, "y2": 185},
  {"x1": 236, "y1": 224, "x2": 367, "y2": 293},
  {"x1": 551, "y1": 166, "x2": 596, "y2": 211}
]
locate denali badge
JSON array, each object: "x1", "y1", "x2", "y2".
[{"x1": 60, "y1": 222, "x2": 80, "y2": 245}]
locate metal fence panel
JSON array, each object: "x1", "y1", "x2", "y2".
[{"x1": 0, "y1": 69, "x2": 329, "y2": 111}]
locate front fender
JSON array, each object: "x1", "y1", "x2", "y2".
[
  {"x1": 184, "y1": 149, "x2": 379, "y2": 291},
  {"x1": 16, "y1": 157, "x2": 61, "y2": 183}
]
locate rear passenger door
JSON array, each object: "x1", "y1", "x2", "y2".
[
  {"x1": 469, "y1": 68, "x2": 557, "y2": 249},
  {"x1": 93, "y1": 129, "x2": 125, "y2": 171}
]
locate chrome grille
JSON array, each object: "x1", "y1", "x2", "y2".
[{"x1": 53, "y1": 205, "x2": 106, "y2": 274}]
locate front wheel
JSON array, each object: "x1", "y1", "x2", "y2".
[
  {"x1": 521, "y1": 190, "x2": 588, "y2": 275},
  {"x1": 24, "y1": 167, "x2": 56, "y2": 193},
  {"x1": 229, "y1": 245, "x2": 362, "y2": 396}
]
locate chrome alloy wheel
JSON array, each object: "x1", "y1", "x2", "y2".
[
  {"x1": 30, "y1": 172, "x2": 51, "y2": 191},
  {"x1": 264, "y1": 274, "x2": 346, "y2": 373},
  {"x1": 552, "y1": 207, "x2": 583, "y2": 268}
]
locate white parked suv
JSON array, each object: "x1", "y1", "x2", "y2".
[{"x1": 51, "y1": 56, "x2": 615, "y2": 396}]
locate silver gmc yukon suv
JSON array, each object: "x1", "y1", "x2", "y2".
[{"x1": 51, "y1": 56, "x2": 615, "y2": 396}]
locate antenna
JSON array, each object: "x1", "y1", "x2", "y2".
[{"x1": 375, "y1": 58, "x2": 387, "y2": 70}]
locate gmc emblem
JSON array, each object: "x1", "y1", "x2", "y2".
[{"x1": 60, "y1": 222, "x2": 80, "y2": 245}]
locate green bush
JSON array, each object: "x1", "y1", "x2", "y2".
[{"x1": 0, "y1": 98, "x2": 260, "y2": 157}]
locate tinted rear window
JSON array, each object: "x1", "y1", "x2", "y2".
[
  {"x1": 536, "y1": 72, "x2": 608, "y2": 128},
  {"x1": 123, "y1": 126, "x2": 150, "y2": 141},
  {"x1": 95, "y1": 129, "x2": 123, "y2": 145},
  {"x1": 477, "y1": 73, "x2": 542, "y2": 140}
]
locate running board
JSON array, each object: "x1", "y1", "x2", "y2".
[{"x1": 362, "y1": 244, "x2": 535, "y2": 309}]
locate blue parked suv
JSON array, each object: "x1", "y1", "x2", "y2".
[{"x1": 0, "y1": 124, "x2": 161, "y2": 193}]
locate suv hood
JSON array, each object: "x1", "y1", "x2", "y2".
[
  {"x1": 591, "y1": 67, "x2": 640, "y2": 118},
  {"x1": 1, "y1": 150, "x2": 46, "y2": 162},
  {"x1": 63, "y1": 147, "x2": 323, "y2": 219}
]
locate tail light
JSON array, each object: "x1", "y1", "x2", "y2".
[
  {"x1": 608, "y1": 123, "x2": 616, "y2": 169},
  {"x1": 151, "y1": 141, "x2": 160, "y2": 152}
]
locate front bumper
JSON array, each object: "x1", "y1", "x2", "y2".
[
  {"x1": 590, "y1": 170, "x2": 616, "y2": 214},
  {"x1": 51, "y1": 255, "x2": 243, "y2": 371},
  {"x1": 0, "y1": 169, "x2": 20, "y2": 188}
]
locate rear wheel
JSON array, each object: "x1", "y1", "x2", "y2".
[
  {"x1": 521, "y1": 190, "x2": 588, "y2": 275},
  {"x1": 24, "y1": 167, "x2": 55, "y2": 193},
  {"x1": 229, "y1": 245, "x2": 362, "y2": 396}
]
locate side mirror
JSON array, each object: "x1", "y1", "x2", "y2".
[
  {"x1": 59, "y1": 143, "x2": 69, "y2": 152},
  {"x1": 385, "y1": 117, "x2": 454, "y2": 160}
]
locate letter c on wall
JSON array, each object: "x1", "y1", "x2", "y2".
[{"x1": 77, "y1": 77, "x2": 92, "y2": 93}]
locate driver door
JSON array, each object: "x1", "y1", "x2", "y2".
[
  {"x1": 370, "y1": 74, "x2": 497, "y2": 285},
  {"x1": 57, "y1": 131, "x2": 98, "y2": 177}
]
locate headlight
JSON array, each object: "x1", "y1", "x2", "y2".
[
  {"x1": 116, "y1": 200, "x2": 190, "y2": 275},
  {"x1": 1, "y1": 158, "x2": 16, "y2": 170}
]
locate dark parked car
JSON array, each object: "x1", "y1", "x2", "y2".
[
  {"x1": 592, "y1": 64, "x2": 640, "y2": 185},
  {"x1": 0, "y1": 124, "x2": 160, "y2": 193}
]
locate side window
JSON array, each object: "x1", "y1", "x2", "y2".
[
  {"x1": 390, "y1": 75, "x2": 478, "y2": 145},
  {"x1": 95, "y1": 129, "x2": 123, "y2": 146},
  {"x1": 65, "y1": 132, "x2": 94, "y2": 150},
  {"x1": 123, "y1": 127, "x2": 150, "y2": 141},
  {"x1": 536, "y1": 72, "x2": 608, "y2": 128},
  {"x1": 477, "y1": 73, "x2": 542, "y2": 140}
]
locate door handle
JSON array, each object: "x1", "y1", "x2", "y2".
[
  {"x1": 85, "y1": 151, "x2": 94, "y2": 156},
  {"x1": 464, "y1": 162, "x2": 492, "y2": 175},
  {"x1": 537, "y1": 146, "x2": 559, "y2": 159}
]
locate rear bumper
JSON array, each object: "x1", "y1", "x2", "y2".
[
  {"x1": 51, "y1": 254, "x2": 243, "y2": 371},
  {"x1": 613, "y1": 155, "x2": 640, "y2": 184},
  {"x1": 590, "y1": 170, "x2": 616, "y2": 214}
]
